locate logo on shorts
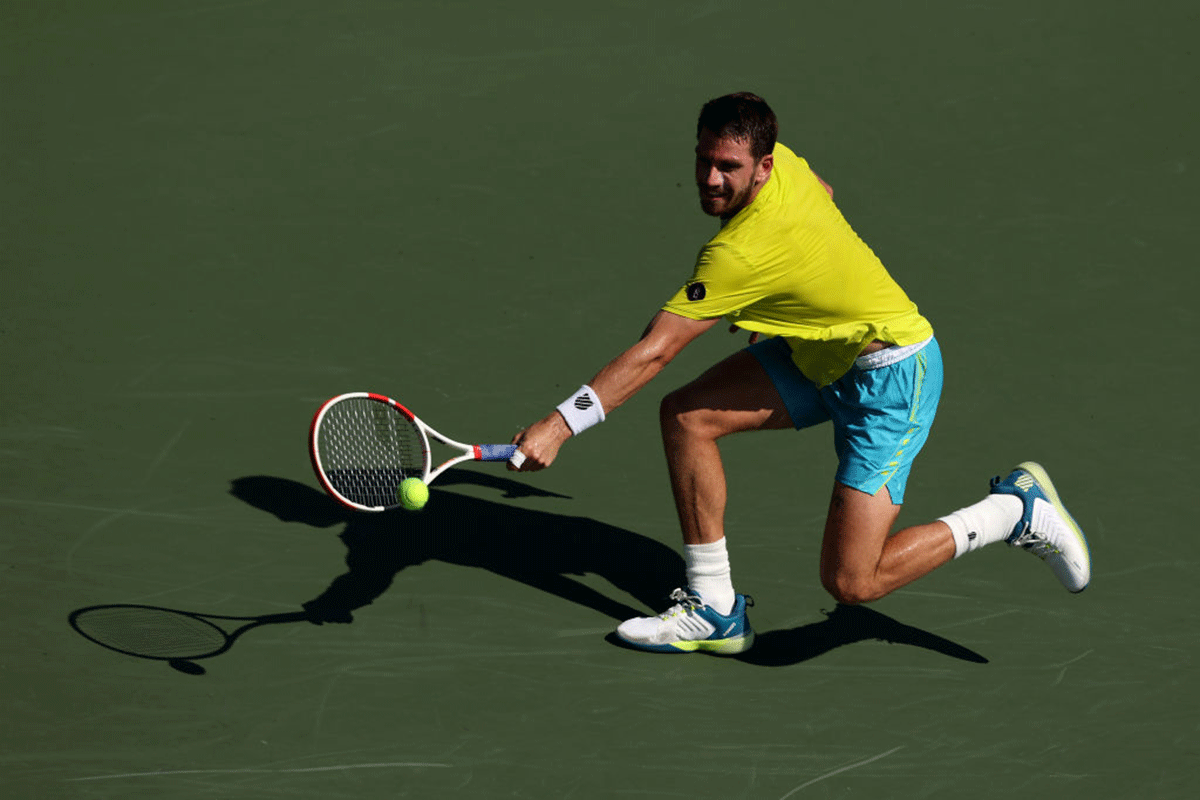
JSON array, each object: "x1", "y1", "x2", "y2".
[{"x1": 686, "y1": 282, "x2": 706, "y2": 301}]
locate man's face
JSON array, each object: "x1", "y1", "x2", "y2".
[{"x1": 694, "y1": 129, "x2": 773, "y2": 219}]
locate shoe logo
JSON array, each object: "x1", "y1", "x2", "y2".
[
  {"x1": 723, "y1": 622, "x2": 737, "y2": 636},
  {"x1": 1015, "y1": 474, "x2": 1035, "y2": 492},
  {"x1": 574, "y1": 394, "x2": 595, "y2": 411}
]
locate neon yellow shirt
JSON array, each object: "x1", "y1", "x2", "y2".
[{"x1": 663, "y1": 143, "x2": 933, "y2": 387}]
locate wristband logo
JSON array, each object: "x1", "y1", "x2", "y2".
[
  {"x1": 574, "y1": 394, "x2": 595, "y2": 411},
  {"x1": 686, "y1": 282, "x2": 707, "y2": 301}
]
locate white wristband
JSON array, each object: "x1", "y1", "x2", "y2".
[{"x1": 556, "y1": 384, "x2": 605, "y2": 435}]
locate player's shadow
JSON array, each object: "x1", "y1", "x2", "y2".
[
  {"x1": 736, "y1": 604, "x2": 989, "y2": 666},
  {"x1": 230, "y1": 472, "x2": 987, "y2": 667},
  {"x1": 230, "y1": 471, "x2": 685, "y2": 624}
]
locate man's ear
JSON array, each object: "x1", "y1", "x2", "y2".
[{"x1": 756, "y1": 153, "x2": 774, "y2": 186}]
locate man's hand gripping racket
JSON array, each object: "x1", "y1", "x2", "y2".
[{"x1": 309, "y1": 392, "x2": 526, "y2": 512}]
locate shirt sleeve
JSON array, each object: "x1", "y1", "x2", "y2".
[{"x1": 661, "y1": 242, "x2": 769, "y2": 321}]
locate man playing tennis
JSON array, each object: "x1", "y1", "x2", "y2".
[{"x1": 511, "y1": 92, "x2": 1089, "y2": 654}]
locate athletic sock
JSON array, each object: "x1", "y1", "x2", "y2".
[
  {"x1": 940, "y1": 494, "x2": 1023, "y2": 558},
  {"x1": 685, "y1": 538, "x2": 736, "y2": 615}
]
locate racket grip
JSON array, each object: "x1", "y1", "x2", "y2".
[{"x1": 476, "y1": 444, "x2": 519, "y2": 462}]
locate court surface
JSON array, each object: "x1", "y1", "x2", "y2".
[{"x1": 3, "y1": 1, "x2": 1197, "y2": 798}]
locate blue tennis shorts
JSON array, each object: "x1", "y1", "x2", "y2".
[{"x1": 748, "y1": 336, "x2": 943, "y2": 505}]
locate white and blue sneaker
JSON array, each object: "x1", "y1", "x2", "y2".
[
  {"x1": 990, "y1": 461, "x2": 1091, "y2": 593},
  {"x1": 615, "y1": 588, "x2": 755, "y2": 654}
]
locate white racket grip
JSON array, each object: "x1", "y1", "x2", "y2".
[{"x1": 509, "y1": 450, "x2": 527, "y2": 469}]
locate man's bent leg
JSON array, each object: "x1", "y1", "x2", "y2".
[
  {"x1": 660, "y1": 349, "x2": 794, "y2": 545},
  {"x1": 819, "y1": 482, "x2": 956, "y2": 605},
  {"x1": 616, "y1": 350, "x2": 793, "y2": 653}
]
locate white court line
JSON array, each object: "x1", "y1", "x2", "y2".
[
  {"x1": 778, "y1": 747, "x2": 903, "y2": 799},
  {"x1": 69, "y1": 762, "x2": 451, "y2": 781},
  {"x1": 931, "y1": 609, "x2": 1020, "y2": 631},
  {"x1": 0, "y1": 496, "x2": 196, "y2": 520},
  {"x1": 1051, "y1": 649, "x2": 1095, "y2": 687},
  {"x1": 142, "y1": 419, "x2": 191, "y2": 483}
]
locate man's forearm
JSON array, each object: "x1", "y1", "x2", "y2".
[{"x1": 586, "y1": 337, "x2": 676, "y2": 414}]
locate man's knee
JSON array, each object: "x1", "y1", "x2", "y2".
[
  {"x1": 820, "y1": 566, "x2": 881, "y2": 606},
  {"x1": 660, "y1": 388, "x2": 707, "y2": 436}
]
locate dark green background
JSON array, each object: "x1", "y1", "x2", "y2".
[{"x1": 3, "y1": 1, "x2": 1196, "y2": 797}]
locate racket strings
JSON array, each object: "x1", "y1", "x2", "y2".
[
  {"x1": 317, "y1": 397, "x2": 426, "y2": 508},
  {"x1": 72, "y1": 606, "x2": 229, "y2": 659}
]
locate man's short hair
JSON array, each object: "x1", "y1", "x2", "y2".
[{"x1": 696, "y1": 92, "x2": 778, "y2": 159}]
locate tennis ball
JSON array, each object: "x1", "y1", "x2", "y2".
[{"x1": 397, "y1": 477, "x2": 429, "y2": 511}]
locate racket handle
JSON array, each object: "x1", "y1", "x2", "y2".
[{"x1": 475, "y1": 444, "x2": 519, "y2": 462}]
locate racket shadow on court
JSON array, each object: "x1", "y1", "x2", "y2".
[
  {"x1": 69, "y1": 605, "x2": 310, "y2": 675},
  {"x1": 229, "y1": 471, "x2": 686, "y2": 626}
]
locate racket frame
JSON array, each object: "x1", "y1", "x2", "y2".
[{"x1": 309, "y1": 391, "x2": 515, "y2": 511}]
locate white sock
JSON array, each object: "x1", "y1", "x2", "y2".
[
  {"x1": 685, "y1": 538, "x2": 735, "y2": 615},
  {"x1": 940, "y1": 494, "x2": 1023, "y2": 558}
]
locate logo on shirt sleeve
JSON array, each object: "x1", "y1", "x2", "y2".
[{"x1": 685, "y1": 282, "x2": 707, "y2": 301}]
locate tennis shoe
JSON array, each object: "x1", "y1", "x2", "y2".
[
  {"x1": 615, "y1": 588, "x2": 755, "y2": 654},
  {"x1": 990, "y1": 461, "x2": 1091, "y2": 593}
]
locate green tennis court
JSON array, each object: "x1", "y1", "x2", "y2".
[{"x1": 3, "y1": 1, "x2": 1196, "y2": 797}]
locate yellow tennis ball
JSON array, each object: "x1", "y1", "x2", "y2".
[{"x1": 397, "y1": 477, "x2": 429, "y2": 510}]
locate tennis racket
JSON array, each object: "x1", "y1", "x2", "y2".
[{"x1": 309, "y1": 391, "x2": 522, "y2": 512}]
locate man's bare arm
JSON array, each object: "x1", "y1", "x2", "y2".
[{"x1": 510, "y1": 312, "x2": 720, "y2": 471}]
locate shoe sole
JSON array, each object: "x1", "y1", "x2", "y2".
[
  {"x1": 1016, "y1": 460, "x2": 1091, "y2": 593},
  {"x1": 620, "y1": 629, "x2": 755, "y2": 655}
]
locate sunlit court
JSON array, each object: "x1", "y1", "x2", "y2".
[{"x1": 3, "y1": 2, "x2": 1196, "y2": 798}]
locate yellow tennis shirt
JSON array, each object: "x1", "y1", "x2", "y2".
[{"x1": 663, "y1": 143, "x2": 933, "y2": 388}]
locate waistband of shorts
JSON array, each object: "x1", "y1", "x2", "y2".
[{"x1": 854, "y1": 336, "x2": 934, "y2": 371}]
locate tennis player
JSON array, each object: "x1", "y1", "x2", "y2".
[{"x1": 511, "y1": 92, "x2": 1089, "y2": 654}]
